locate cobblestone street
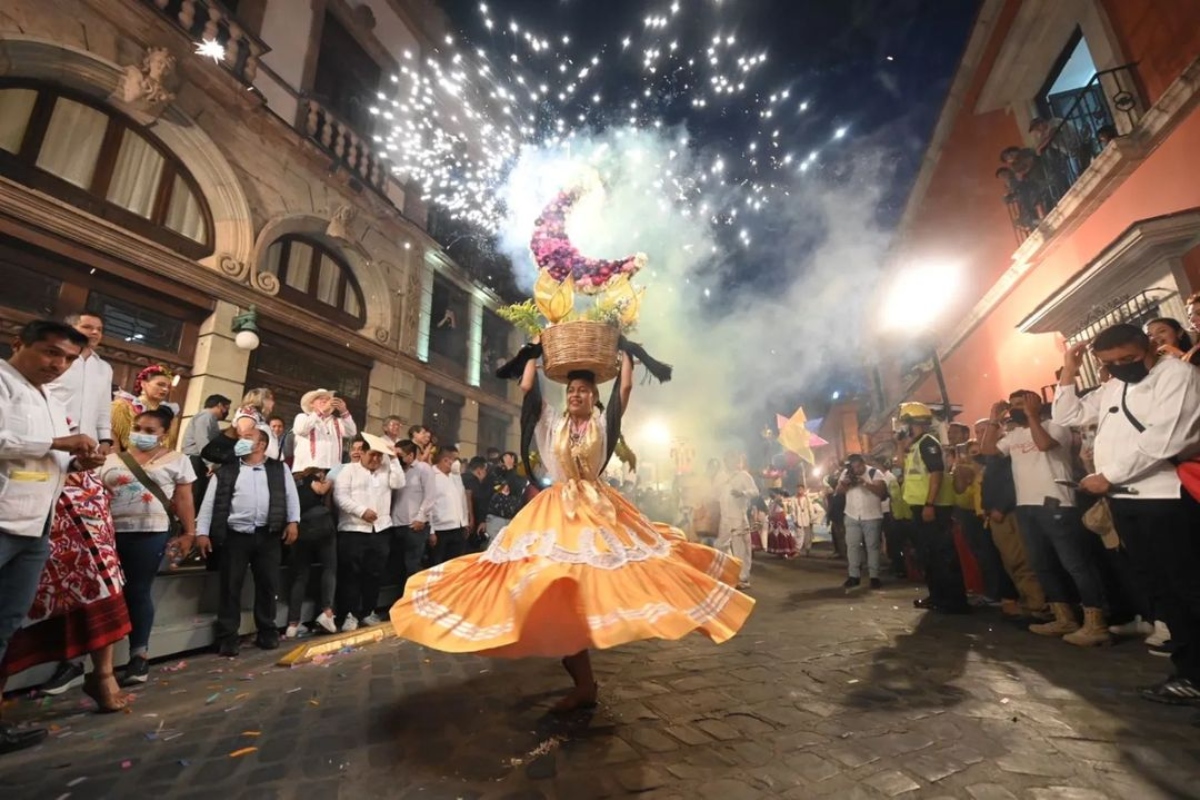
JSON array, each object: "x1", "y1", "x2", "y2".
[{"x1": 2, "y1": 554, "x2": 1199, "y2": 800}]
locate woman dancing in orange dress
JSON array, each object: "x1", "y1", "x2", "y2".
[{"x1": 390, "y1": 340, "x2": 754, "y2": 711}]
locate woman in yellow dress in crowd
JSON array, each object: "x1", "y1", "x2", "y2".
[
  {"x1": 390, "y1": 338, "x2": 755, "y2": 711},
  {"x1": 110, "y1": 364, "x2": 181, "y2": 452}
]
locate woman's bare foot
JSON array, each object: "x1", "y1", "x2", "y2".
[
  {"x1": 551, "y1": 682, "x2": 598, "y2": 713},
  {"x1": 82, "y1": 672, "x2": 128, "y2": 713}
]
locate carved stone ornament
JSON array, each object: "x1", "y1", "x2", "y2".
[
  {"x1": 113, "y1": 47, "x2": 177, "y2": 119},
  {"x1": 219, "y1": 254, "x2": 280, "y2": 295},
  {"x1": 325, "y1": 205, "x2": 357, "y2": 241},
  {"x1": 374, "y1": 326, "x2": 390, "y2": 343}
]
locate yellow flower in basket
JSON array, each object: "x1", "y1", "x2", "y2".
[
  {"x1": 534, "y1": 271, "x2": 576, "y2": 324},
  {"x1": 604, "y1": 275, "x2": 644, "y2": 327}
]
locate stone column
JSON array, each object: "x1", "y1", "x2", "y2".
[
  {"x1": 179, "y1": 300, "x2": 251, "y2": 443},
  {"x1": 459, "y1": 397, "x2": 480, "y2": 456},
  {"x1": 467, "y1": 294, "x2": 484, "y2": 387}
]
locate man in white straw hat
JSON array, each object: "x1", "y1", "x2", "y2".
[
  {"x1": 333, "y1": 432, "x2": 405, "y2": 630},
  {"x1": 292, "y1": 388, "x2": 357, "y2": 474}
]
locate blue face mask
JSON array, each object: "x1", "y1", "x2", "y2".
[
  {"x1": 129, "y1": 432, "x2": 160, "y2": 451},
  {"x1": 234, "y1": 439, "x2": 255, "y2": 458}
]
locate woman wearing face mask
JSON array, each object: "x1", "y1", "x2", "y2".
[
  {"x1": 1145, "y1": 317, "x2": 1200, "y2": 366},
  {"x1": 101, "y1": 407, "x2": 197, "y2": 686},
  {"x1": 390, "y1": 337, "x2": 753, "y2": 713},
  {"x1": 111, "y1": 365, "x2": 181, "y2": 452}
]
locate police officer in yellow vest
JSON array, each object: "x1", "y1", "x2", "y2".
[{"x1": 899, "y1": 402, "x2": 969, "y2": 613}]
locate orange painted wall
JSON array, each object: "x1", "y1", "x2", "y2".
[
  {"x1": 1102, "y1": 0, "x2": 1200, "y2": 105},
  {"x1": 881, "y1": 0, "x2": 1200, "y2": 426},
  {"x1": 939, "y1": 103, "x2": 1200, "y2": 420}
]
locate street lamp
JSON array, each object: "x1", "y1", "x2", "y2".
[
  {"x1": 881, "y1": 262, "x2": 961, "y2": 422},
  {"x1": 232, "y1": 305, "x2": 260, "y2": 351}
]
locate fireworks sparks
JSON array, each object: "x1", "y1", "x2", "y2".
[
  {"x1": 194, "y1": 39, "x2": 226, "y2": 63},
  {"x1": 371, "y1": 1, "x2": 855, "y2": 240}
]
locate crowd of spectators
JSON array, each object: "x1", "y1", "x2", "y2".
[{"x1": 0, "y1": 313, "x2": 529, "y2": 754}]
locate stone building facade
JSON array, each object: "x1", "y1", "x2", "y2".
[{"x1": 0, "y1": 0, "x2": 522, "y2": 457}]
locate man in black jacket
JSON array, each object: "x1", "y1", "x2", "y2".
[{"x1": 196, "y1": 429, "x2": 300, "y2": 656}]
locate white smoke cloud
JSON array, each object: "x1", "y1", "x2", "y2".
[{"x1": 494, "y1": 126, "x2": 896, "y2": 479}]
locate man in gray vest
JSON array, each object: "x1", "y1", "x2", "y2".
[{"x1": 196, "y1": 428, "x2": 299, "y2": 656}]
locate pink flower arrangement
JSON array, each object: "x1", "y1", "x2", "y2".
[{"x1": 530, "y1": 189, "x2": 646, "y2": 294}]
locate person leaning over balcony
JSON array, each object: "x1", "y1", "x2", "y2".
[
  {"x1": 292, "y1": 389, "x2": 357, "y2": 474},
  {"x1": 1054, "y1": 324, "x2": 1200, "y2": 705},
  {"x1": 0, "y1": 320, "x2": 102, "y2": 754},
  {"x1": 898, "y1": 402, "x2": 968, "y2": 614},
  {"x1": 981, "y1": 390, "x2": 1110, "y2": 646}
]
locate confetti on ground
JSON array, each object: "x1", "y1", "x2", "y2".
[
  {"x1": 308, "y1": 699, "x2": 320, "y2": 707},
  {"x1": 170, "y1": 690, "x2": 188, "y2": 695},
  {"x1": 223, "y1": 705, "x2": 243, "y2": 714},
  {"x1": 54, "y1": 794, "x2": 70, "y2": 800},
  {"x1": 120, "y1": 760, "x2": 132, "y2": 769},
  {"x1": 67, "y1": 777, "x2": 87, "y2": 787},
  {"x1": 285, "y1": 687, "x2": 302, "y2": 694},
  {"x1": 241, "y1": 731, "x2": 261, "y2": 737},
  {"x1": 160, "y1": 661, "x2": 188, "y2": 673},
  {"x1": 205, "y1": 693, "x2": 220, "y2": 705},
  {"x1": 228, "y1": 747, "x2": 258, "y2": 758},
  {"x1": 234, "y1": 693, "x2": 250, "y2": 701}
]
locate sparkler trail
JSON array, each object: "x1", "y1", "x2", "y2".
[{"x1": 369, "y1": 0, "x2": 853, "y2": 245}]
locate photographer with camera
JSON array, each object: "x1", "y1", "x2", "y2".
[
  {"x1": 837, "y1": 454, "x2": 888, "y2": 589},
  {"x1": 292, "y1": 388, "x2": 358, "y2": 473}
]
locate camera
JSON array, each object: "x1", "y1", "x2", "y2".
[{"x1": 841, "y1": 463, "x2": 861, "y2": 485}]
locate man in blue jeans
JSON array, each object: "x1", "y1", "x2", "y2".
[
  {"x1": 981, "y1": 389, "x2": 1110, "y2": 647},
  {"x1": 0, "y1": 320, "x2": 100, "y2": 754},
  {"x1": 836, "y1": 454, "x2": 887, "y2": 589}
]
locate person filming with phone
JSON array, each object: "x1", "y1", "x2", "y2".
[{"x1": 835, "y1": 454, "x2": 887, "y2": 589}]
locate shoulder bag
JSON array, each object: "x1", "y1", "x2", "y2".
[
  {"x1": 1119, "y1": 382, "x2": 1200, "y2": 502},
  {"x1": 117, "y1": 451, "x2": 181, "y2": 536}
]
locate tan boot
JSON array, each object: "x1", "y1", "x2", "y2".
[
  {"x1": 1063, "y1": 607, "x2": 1112, "y2": 647},
  {"x1": 1029, "y1": 602, "x2": 1079, "y2": 636}
]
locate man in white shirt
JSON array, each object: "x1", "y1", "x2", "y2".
[
  {"x1": 195, "y1": 428, "x2": 300, "y2": 657},
  {"x1": 429, "y1": 445, "x2": 469, "y2": 566},
  {"x1": 835, "y1": 454, "x2": 887, "y2": 589},
  {"x1": 982, "y1": 388, "x2": 1109, "y2": 646},
  {"x1": 391, "y1": 439, "x2": 436, "y2": 590},
  {"x1": 1053, "y1": 324, "x2": 1200, "y2": 703},
  {"x1": 292, "y1": 389, "x2": 357, "y2": 473},
  {"x1": 45, "y1": 313, "x2": 114, "y2": 454},
  {"x1": 334, "y1": 433, "x2": 405, "y2": 630},
  {"x1": 715, "y1": 452, "x2": 758, "y2": 590},
  {"x1": 0, "y1": 321, "x2": 102, "y2": 754}
]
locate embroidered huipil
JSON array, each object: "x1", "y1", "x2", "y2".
[{"x1": 291, "y1": 411, "x2": 357, "y2": 472}]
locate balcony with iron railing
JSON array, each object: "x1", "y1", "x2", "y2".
[
  {"x1": 1001, "y1": 64, "x2": 1143, "y2": 244},
  {"x1": 142, "y1": 0, "x2": 268, "y2": 84}
]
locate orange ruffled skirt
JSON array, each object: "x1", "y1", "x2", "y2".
[{"x1": 390, "y1": 480, "x2": 755, "y2": 658}]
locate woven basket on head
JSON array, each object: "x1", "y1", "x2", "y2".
[{"x1": 541, "y1": 321, "x2": 620, "y2": 383}]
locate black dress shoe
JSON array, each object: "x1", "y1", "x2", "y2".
[
  {"x1": 256, "y1": 632, "x2": 280, "y2": 651},
  {"x1": 217, "y1": 638, "x2": 240, "y2": 658},
  {"x1": 0, "y1": 722, "x2": 47, "y2": 755},
  {"x1": 1141, "y1": 677, "x2": 1200, "y2": 706},
  {"x1": 913, "y1": 597, "x2": 934, "y2": 609}
]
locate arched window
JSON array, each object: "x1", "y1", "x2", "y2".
[
  {"x1": 263, "y1": 235, "x2": 366, "y2": 328},
  {"x1": 0, "y1": 81, "x2": 213, "y2": 259}
]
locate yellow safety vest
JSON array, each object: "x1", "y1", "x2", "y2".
[
  {"x1": 888, "y1": 478, "x2": 912, "y2": 521},
  {"x1": 903, "y1": 434, "x2": 956, "y2": 508}
]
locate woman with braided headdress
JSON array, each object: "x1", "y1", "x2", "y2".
[{"x1": 111, "y1": 365, "x2": 180, "y2": 452}]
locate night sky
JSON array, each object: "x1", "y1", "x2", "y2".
[{"x1": 429, "y1": 0, "x2": 981, "y2": 420}]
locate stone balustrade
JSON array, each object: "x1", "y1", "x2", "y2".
[
  {"x1": 145, "y1": 0, "x2": 267, "y2": 84},
  {"x1": 304, "y1": 99, "x2": 390, "y2": 193}
]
